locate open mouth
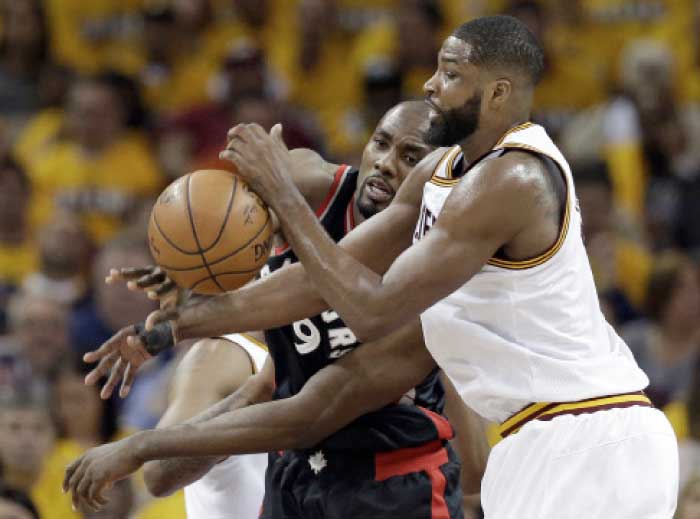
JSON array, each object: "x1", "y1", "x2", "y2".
[{"x1": 365, "y1": 177, "x2": 394, "y2": 204}]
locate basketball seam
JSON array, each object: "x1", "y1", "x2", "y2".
[
  {"x1": 153, "y1": 211, "x2": 200, "y2": 255},
  {"x1": 156, "y1": 215, "x2": 271, "y2": 271},
  {"x1": 200, "y1": 174, "x2": 238, "y2": 253},
  {"x1": 185, "y1": 175, "x2": 227, "y2": 293},
  {"x1": 200, "y1": 213, "x2": 271, "y2": 268}
]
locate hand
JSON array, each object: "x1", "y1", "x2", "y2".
[
  {"x1": 83, "y1": 318, "x2": 176, "y2": 399},
  {"x1": 86, "y1": 266, "x2": 187, "y2": 399},
  {"x1": 63, "y1": 436, "x2": 143, "y2": 512},
  {"x1": 219, "y1": 123, "x2": 296, "y2": 210},
  {"x1": 105, "y1": 265, "x2": 181, "y2": 306}
]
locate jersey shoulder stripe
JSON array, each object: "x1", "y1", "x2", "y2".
[{"x1": 273, "y1": 164, "x2": 352, "y2": 256}]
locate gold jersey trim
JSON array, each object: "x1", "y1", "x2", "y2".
[
  {"x1": 495, "y1": 121, "x2": 535, "y2": 147},
  {"x1": 498, "y1": 392, "x2": 652, "y2": 439},
  {"x1": 429, "y1": 146, "x2": 462, "y2": 185},
  {"x1": 486, "y1": 142, "x2": 571, "y2": 270}
]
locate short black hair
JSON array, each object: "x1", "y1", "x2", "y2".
[
  {"x1": 0, "y1": 483, "x2": 41, "y2": 519},
  {"x1": 451, "y1": 15, "x2": 545, "y2": 85}
]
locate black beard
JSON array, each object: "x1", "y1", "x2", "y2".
[{"x1": 425, "y1": 93, "x2": 482, "y2": 147}]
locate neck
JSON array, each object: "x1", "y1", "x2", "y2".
[
  {"x1": 458, "y1": 117, "x2": 527, "y2": 164},
  {"x1": 352, "y1": 200, "x2": 366, "y2": 227}
]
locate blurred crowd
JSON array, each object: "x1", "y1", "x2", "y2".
[{"x1": 0, "y1": 0, "x2": 698, "y2": 517}]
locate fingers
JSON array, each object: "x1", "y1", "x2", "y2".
[
  {"x1": 63, "y1": 458, "x2": 78, "y2": 493},
  {"x1": 66, "y1": 457, "x2": 87, "y2": 510},
  {"x1": 119, "y1": 363, "x2": 134, "y2": 398},
  {"x1": 84, "y1": 351, "x2": 118, "y2": 387},
  {"x1": 147, "y1": 279, "x2": 177, "y2": 300},
  {"x1": 83, "y1": 325, "x2": 135, "y2": 364},
  {"x1": 105, "y1": 266, "x2": 156, "y2": 285},
  {"x1": 145, "y1": 308, "x2": 179, "y2": 331},
  {"x1": 101, "y1": 357, "x2": 126, "y2": 400},
  {"x1": 129, "y1": 269, "x2": 167, "y2": 290}
]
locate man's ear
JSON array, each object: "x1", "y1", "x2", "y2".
[{"x1": 486, "y1": 79, "x2": 512, "y2": 110}]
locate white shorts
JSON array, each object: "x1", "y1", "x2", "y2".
[{"x1": 481, "y1": 406, "x2": 678, "y2": 519}]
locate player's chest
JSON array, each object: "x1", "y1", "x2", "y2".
[{"x1": 261, "y1": 254, "x2": 360, "y2": 361}]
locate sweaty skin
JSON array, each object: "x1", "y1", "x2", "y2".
[
  {"x1": 218, "y1": 36, "x2": 562, "y2": 342},
  {"x1": 70, "y1": 102, "x2": 488, "y2": 512}
]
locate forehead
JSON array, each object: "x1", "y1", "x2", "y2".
[
  {"x1": 375, "y1": 108, "x2": 429, "y2": 143},
  {"x1": 439, "y1": 36, "x2": 476, "y2": 66}
]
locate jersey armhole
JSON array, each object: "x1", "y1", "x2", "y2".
[{"x1": 487, "y1": 143, "x2": 571, "y2": 270}]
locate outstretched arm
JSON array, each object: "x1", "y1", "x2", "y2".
[
  {"x1": 85, "y1": 159, "x2": 425, "y2": 397},
  {"x1": 84, "y1": 144, "x2": 418, "y2": 398},
  {"x1": 224, "y1": 125, "x2": 545, "y2": 341},
  {"x1": 64, "y1": 320, "x2": 437, "y2": 510},
  {"x1": 143, "y1": 338, "x2": 274, "y2": 497}
]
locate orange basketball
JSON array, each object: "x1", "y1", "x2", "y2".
[{"x1": 147, "y1": 169, "x2": 273, "y2": 295}]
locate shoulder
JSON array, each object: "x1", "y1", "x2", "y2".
[
  {"x1": 456, "y1": 150, "x2": 552, "y2": 201},
  {"x1": 288, "y1": 148, "x2": 340, "y2": 212},
  {"x1": 175, "y1": 337, "x2": 254, "y2": 392}
]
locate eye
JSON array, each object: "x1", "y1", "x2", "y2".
[
  {"x1": 444, "y1": 70, "x2": 458, "y2": 80},
  {"x1": 373, "y1": 137, "x2": 389, "y2": 149},
  {"x1": 404, "y1": 155, "x2": 418, "y2": 166}
]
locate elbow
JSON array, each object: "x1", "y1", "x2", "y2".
[{"x1": 143, "y1": 463, "x2": 175, "y2": 498}]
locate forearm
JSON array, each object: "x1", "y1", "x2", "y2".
[
  {"x1": 143, "y1": 373, "x2": 273, "y2": 496},
  {"x1": 176, "y1": 265, "x2": 327, "y2": 340},
  {"x1": 136, "y1": 321, "x2": 433, "y2": 461},
  {"x1": 274, "y1": 192, "x2": 397, "y2": 340}
]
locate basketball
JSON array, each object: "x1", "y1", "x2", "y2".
[{"x1": 147, "y1": 169, "x2": 273, "y2": 295}]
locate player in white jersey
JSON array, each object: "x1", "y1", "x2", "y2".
[
  {"x1": 143, "y1": 333, "x2": 269, "y2": 519},
  {"x1": 210, "y1": 15, "x2": 677, "y2": 519},
  {"x1": 63, "y1": 16, "x2": 676, "y2": 518}
]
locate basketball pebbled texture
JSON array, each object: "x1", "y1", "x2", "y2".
[{"x1": 148, "y1": 169, "x2": 273, "y2": 294}]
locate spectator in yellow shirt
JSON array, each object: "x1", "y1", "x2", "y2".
[
  {"x1": 0, "y1": 395, "x2": 79, "y2": 519},
  {"x1": 43, "y1": 358, "x2": 134, "y2": 514},
  {"x1": 30, "y1": 74, "x2": 163, "y2": 244}
]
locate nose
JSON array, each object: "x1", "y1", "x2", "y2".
[
  {"x1": 423, "y1": 71, "x2": 438, "y2": 97},
  {"x1": 374, "y1": 150, "x2": 397, "y2": 178}
]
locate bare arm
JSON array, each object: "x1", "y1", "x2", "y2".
[
  {"x1": 441, "y1": 373, "x2": 489, "y2": 517},
  {"x1": 65, "y1": 320, "x2": 442, "y2": 509},
  {"x1": 226, "y1": 127, "x2": 548, "y2": 341},
  {"x1": 143, "y1": 338, "x2": 273, "y2": 497}
]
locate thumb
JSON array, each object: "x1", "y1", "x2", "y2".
[
  {"x1": 144, "y1": 308, "x2": 179, "y2": 331},
  {"x1": 270, "y1": 123, "x2": 287, "y2": 150}
]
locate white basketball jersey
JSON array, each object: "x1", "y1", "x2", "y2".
[
  {"x1": 184, "y1": 334, "x2": 268, "y2": 519},
  {"x1": 415, "y1": 123, "x2": 649, "y2": 423}
]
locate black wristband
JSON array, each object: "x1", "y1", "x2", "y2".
[{"x1": 134, "y1": 321, "x2": 175, "y2": 356}]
